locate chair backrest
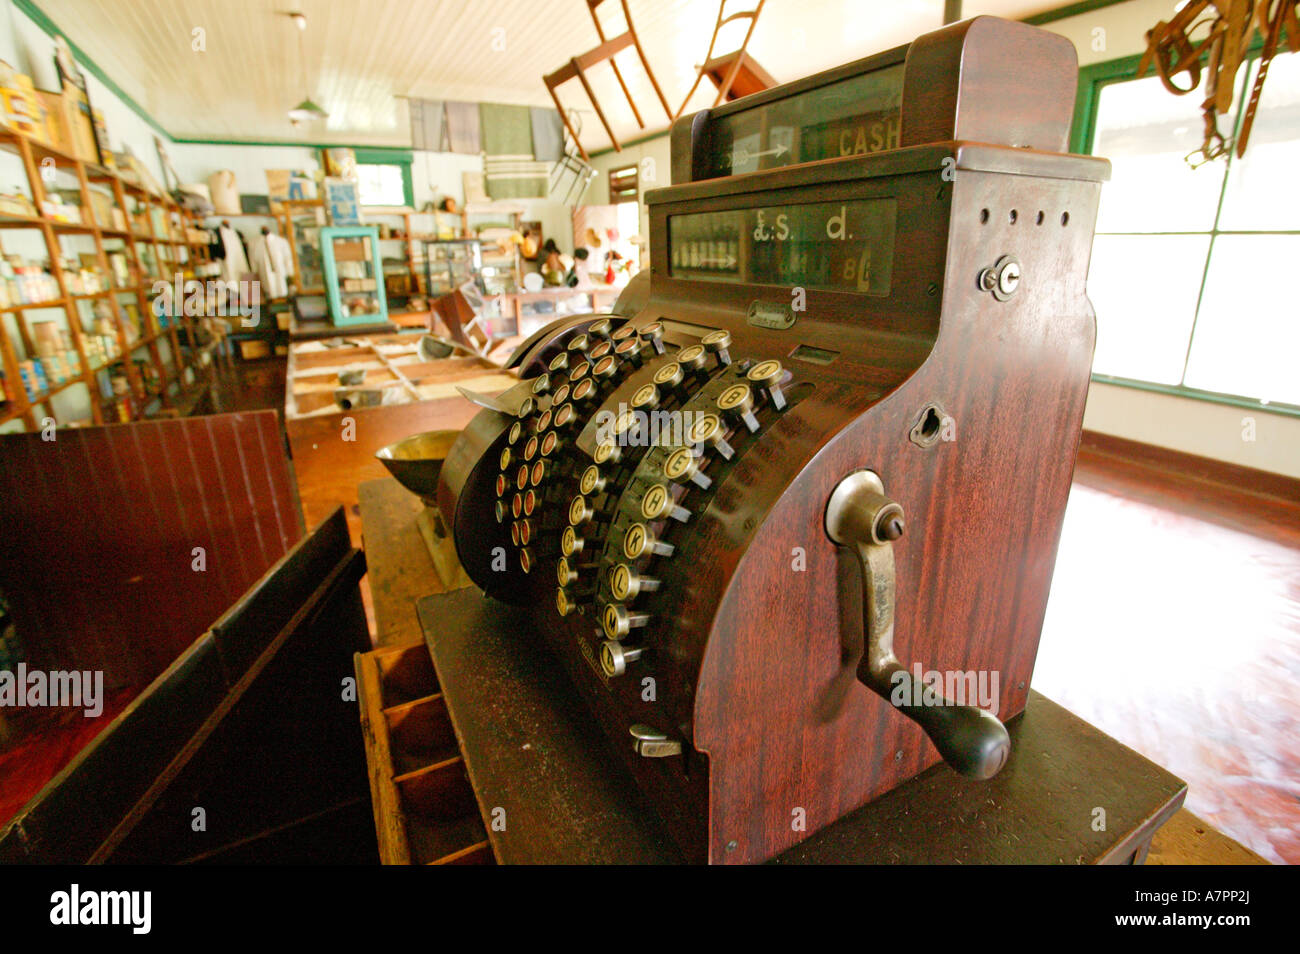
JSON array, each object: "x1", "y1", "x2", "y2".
[
  {"x1": 588, "y1": 0, "x2": 648, "y2": 44},
  {"x1": 432, "y1": 286, "x2": 493, "y2": 355},
  {"x1": 706, "y1": 0, "x2": 765, "y2": 64},
  {"x1": 674, "y1": 0, "x2": 768, "y2": 116}
]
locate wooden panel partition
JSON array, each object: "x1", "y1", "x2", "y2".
[
  {"x1": 0, "y1": 410, "x2": 303, "y2": 689},
  {"x1": 0, "y1": 508, "x2": 375, "y2": 864}
]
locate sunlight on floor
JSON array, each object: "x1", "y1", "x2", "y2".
[{"x1": 1034, "y1": 483, "x2": 1300, "y2": 864}]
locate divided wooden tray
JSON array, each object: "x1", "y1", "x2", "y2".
[
  {"x1": 354, "y1": 641, "x2": 493, "y2": 865},
  {"x1": 285, "y1": 335, "x2": 516, "y2": 420}
]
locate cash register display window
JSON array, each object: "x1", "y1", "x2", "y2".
[
  {"x1": 701, "y1": 64, "x2": 903, "y2": 177},
  {"x1": 668, "y1": 197, "x2": 897, "y2": 296}
]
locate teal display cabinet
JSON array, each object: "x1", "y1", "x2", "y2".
[{"x1": 320, "y1": 226, "x2": 388, "y2": 327}]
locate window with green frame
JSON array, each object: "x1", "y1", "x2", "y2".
[
  {"x1": 1074, "y1": 50, "x2": 1300, "y2": 413},
  {"x1": 352, "y1": 148, "x2": 415, "y2": 207}
]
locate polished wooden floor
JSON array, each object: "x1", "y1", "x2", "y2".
[
  {"x1": 1035, "y1": 442, "x2": 1298, "y2": 865},
  {"x1": 210, "y1": 360, "x2": 1290, "y2": 863}
]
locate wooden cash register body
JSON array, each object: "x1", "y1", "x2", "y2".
[{"x1": 438, "y1": 16, "x2": 1109, "y2": 864}]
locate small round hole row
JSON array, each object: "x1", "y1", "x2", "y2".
[{"x1": 980, "y1": 208, "x2": 1069, "y2": 226}]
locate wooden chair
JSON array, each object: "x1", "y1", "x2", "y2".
[
  {"x1": 675, "y1": 0, "x2": 773, "y2": 118},
  {"x1": 543, "y1": 0, "x2": 673, "y2": 160},
  {"x1": 550, "y1": 108, "x2": 598, "y2": 204},
  {"x1": 431, "y1": 285, "x2": 510, "y2": 359}
]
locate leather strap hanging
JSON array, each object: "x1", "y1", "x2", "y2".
[{"x1": 1139, "y1": 0, "x2": 1299, "y2": 163}]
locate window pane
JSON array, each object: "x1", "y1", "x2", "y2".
[
  {"x1": 1087, "y1": 234, "x2": 1209, "y2": 383},
  {"x1": 1184, "y1": 234, "x2": 1300, "y2": 404},
  {"x1": 1218, "y1": 54, "x2": 1300, "y2": 231},
  {"x1": 357, "y1": 164, "x2": 405, "y2": 206},
  {"x1": 1092, "y1": 73, "x2": 1237, "y2": 233}
]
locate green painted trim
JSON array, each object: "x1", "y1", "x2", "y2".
[
  {"x1": 14, "y1": 0, "x2": 170, "y2": 139},
  {"x1": 1024, "y1": 0, "x2": 1130, "y2": 27},
  {"x1": 1070, "y1": 53, "x2": 1143, "y2": 154},
  {"x1": 171, "y1": 137, "x2": 409, "y2": 150},
  {"x1": 400, "y1": 161, "x2": 414, "y2": 207},
  {"x1": 1070, "y1": 29, "x2": 1267, "y2": 155},
  {"x1": 1091, "y1": 374, "x2": 1300, "y2": 418},
  {"x1": 352, "y1": 147, "x2": 413, "y2": 164},
  {"x1": 321, "y1": 226, "x2": 388, "y2": 326}
]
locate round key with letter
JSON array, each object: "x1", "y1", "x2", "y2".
[
  {"x1": 664, "y1": 446, "x2": 712, "y2": 490},
  {"x1": 602, "y1": 603, "x2": 650, "y2": 640},
  {"x1": 717, "y1": 383, "x2": 760, "y2": 433},
  {"x1": 702, "y1": 329, "x2": 732, "y2": 366},
  {"x1": 624, "y1": 522, "x2": 674, "y2": 559},
  {"x1": 747, "y1": 360, "x2": 787, "y2": 410},
  {"x1": 639, "y1": 321, "x2": 666, "y2": 355},
  {"x1": 677, "y1": 344, "x2": 708, "y2": 375},
  {"x1": 641, "y1": 483, "x2": 690, "y2": 523},
  {"x1": 601, "y1": 639, "x2": 643, "y2": 677},
  {"x1": 569, "y1": 494, "x2": 595, "y2": 526},
  {"x1": 580, "y1": 464, "x2": 606, "y2": 496},
  {"x1": 609, "y1": 563, "x2": 660, "y2": 601},
  {"x1": 689, "y1": 413, "x2": 734, "y2": 460}
]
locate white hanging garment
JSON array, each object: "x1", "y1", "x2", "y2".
[
  {"x1": 250, "y1": 234, "x2": 287, "y2": 299},
  {"x1": 268, "y1": 233, "x2": 294, "y2": 284},
  {"x1": 219, "y1": 225, "x2": 250, "y2": 284}
]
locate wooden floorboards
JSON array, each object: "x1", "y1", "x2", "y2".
[{"x1": 1036, "y1": 437, "x2": 1298, "y2": 864}]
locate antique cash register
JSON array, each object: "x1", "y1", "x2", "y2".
[{"x1": 435, "y1": 16, "x2": 1110, "y2": 865}]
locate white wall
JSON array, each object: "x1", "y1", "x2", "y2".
[
  {"x1": 167, "y1": 143, "x2": 320, "y2": 195},
  {"x1": 410, "y1": 149, "x2": 571, "y2": 248},
  {"x1": 1038, "y1": 0, "x2": 1179, "y2": 67},
  {"x1": 2, "y1": 3, "x2": 167, "y2": 183}
]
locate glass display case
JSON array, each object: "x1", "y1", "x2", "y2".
[
  {"x1": 288, "y1": 214, "x2": 325, "y2": 294},
  {"x1": 422, "y1": 238, "x2": 483, "y2": 299},
  {"x1": 320, "y1": 226, "x2": 388, "y2": 327}
]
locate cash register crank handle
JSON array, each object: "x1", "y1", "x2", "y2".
[{"x1": 825, "y1": 471, "x2": 1011, "y2": 780}]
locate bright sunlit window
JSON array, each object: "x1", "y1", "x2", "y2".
[
  {"x1": 356, "y1": 163, "x2": 407, "y2": 206},
  {"x1": 1086, "y1": 53, "x2": 1300, "y2": 408}
]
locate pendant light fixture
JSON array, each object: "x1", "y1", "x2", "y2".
[{"x1": 287, "y1": 12, "x2": 328, "y2": 124}]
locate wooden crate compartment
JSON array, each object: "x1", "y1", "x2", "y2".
[
  {"x1": 355, "y1": 640, "x2": 494, "y2": 864},
  {"x1": 295, "y1": 368, "x2": 397, "y2": 389},
  {"x1": 375, "y1": 642, "x2": 439, "y2": 707},
  {"x1": 385, "y1": 694, "x2": 459, "y2": 775},
  {"x1": 292, "y1": 346, "x2": 378, "y2": 370},
  {"x1": 395, "y1": 759, "x2": 492, "y2": 865},
  {"x1": 292, "y1": 390, "x2": 348, "y2": 415}
]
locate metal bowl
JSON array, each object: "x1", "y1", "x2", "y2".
[
  {"x1": 375, "y1": 430, "x2": 461, "y2": 506},
  {"x1": 417, "y1": 334, "x2": 456, "y2": 361}
]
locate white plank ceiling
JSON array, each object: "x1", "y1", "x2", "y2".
[{"x1": 39, "y1": 0, "x2": 1061, "y2": 149}]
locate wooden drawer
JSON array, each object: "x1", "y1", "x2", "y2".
[{"x1": 355, "y1": 642, "x2": 493, "y2": 865}]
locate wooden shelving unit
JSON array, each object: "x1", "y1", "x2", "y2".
[
  {"x1": 354, "y1": 207, "x2": 466, "y2": 312},
  {"x1": 274, "y1": 198, "x2": 327, "y2": 297},
  {"x1": 0, "y1": 125, "x2": 214, "y2": 432}
]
